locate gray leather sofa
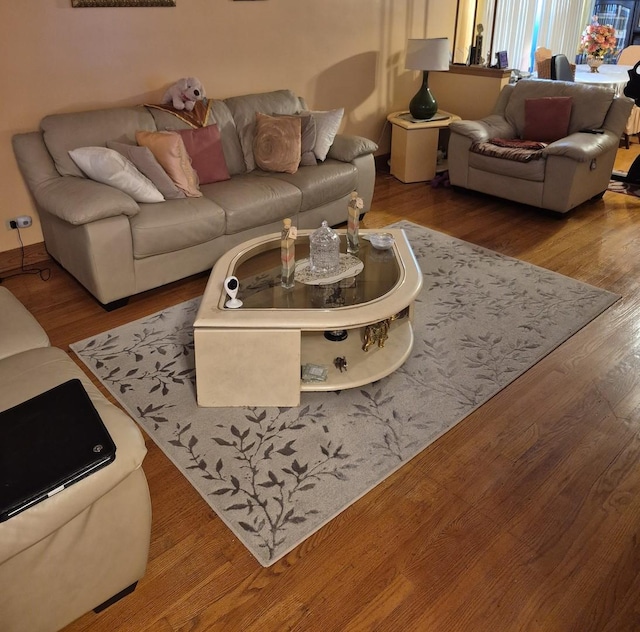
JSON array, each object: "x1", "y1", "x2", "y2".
[
  {"x1": 0, "y1": 287, "x2": 151, "y2": 632},
  {"x1": 13, "y1": 90, "x2": 377, "y2": 308},
  {"x1": 447, "y1": 79, "x2": 633, "y2": 213}
]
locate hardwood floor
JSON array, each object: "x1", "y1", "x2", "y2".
[{"x1": 5, "y1": 144, "x2": 640, "y2": 631}]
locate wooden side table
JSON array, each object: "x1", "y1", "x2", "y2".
[{"x1": 387, "y1": 110, "x2": 461, "y2": 183}]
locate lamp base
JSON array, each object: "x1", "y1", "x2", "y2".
[{"x1": 409, "y1": 71, "x2": 438, "y2": 120}]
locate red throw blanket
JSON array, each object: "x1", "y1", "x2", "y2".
[
  {"x1": 470, "y1": 137, "x2": 548, "y2": 163},
  {"x1": 487, "y1": 137, "x2": 548, "y2": 151}
]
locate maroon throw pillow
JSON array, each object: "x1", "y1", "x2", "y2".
[
  {"x1": 523, "y1": 96, "x2": 573, "y2": 143},
  {"x1": 177, "y1": 125, "x2": 230, "y2": 185}
]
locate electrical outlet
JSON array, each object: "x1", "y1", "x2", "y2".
[{"x1": 7, "y1": 216, "x2": 32, "y2": 230}]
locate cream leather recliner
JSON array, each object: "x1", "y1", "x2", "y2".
[
  {"x1": 448, "y1": 79, "x2": 633, "y2": 213},
  {"x1": 0, "y1": 287, "x2": 152, "y2": 632}
]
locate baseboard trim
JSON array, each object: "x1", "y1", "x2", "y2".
[{"x1": 0, "y1": 241, "x2": 51, "y2": 276}]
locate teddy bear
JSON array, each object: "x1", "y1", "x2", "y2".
[{"x1": 161, "y1": 77, "x2": 206, "y2": 112}]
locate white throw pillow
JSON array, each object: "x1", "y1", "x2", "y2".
[
  {"x1": 68, "y1": 147, "x2": 165, "y2": 203},
  {"x1": 303, "y1": 108, "x2": 344, "y2": 161}
]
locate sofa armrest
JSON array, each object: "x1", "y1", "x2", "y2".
[
  {"x1": 327, "y1": 134, "x2": 378, "y2": 162},
  {"x1": 13, "y1": 131, "x2": 139, "y2": 226},
  {"x1": 0, "y1": 348, "x2": 148, "y2": 565},
  {"x1": 34, "y1": 176, "x2": 140, "y2": 226},
  {"x1": 603, "y1": 95, "x2": 634, "y2": 136},
  {"x1": 0, "y1": 288, "x2": 50, "y2": 360},
  {"x1": 449, "y1": 115, "x2": 517, "y2": 143},
  {"x1": 542, "y1": 131, "x2": 620, "y2": 162}
]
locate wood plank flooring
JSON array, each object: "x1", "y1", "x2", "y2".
[{"x1": 4, "y1": 143, "x2": 640, "y2": 631}]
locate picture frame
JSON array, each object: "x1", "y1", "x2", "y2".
[
  {"x1": 72, "y1": 0, "x2": 175, "y2": 7},
  {"x1": 496, "y1": 50, "x2": 509, "y2": 69}
]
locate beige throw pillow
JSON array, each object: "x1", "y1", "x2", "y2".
[
  {"x1": 253, "y1": 112, "x2": 302, "y2": 174},
  {"x1": 272, "y1": 113, "x2": 317, "y2": 166},
  {"x1": 135, "y1": 130, "x2": 202, "y2": 197},
  {"x1": 68, "y1": 147, "x2": 164, "y2": 203}
]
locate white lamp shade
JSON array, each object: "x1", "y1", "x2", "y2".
[{"x1": 405, "y1": 38, "x2": 450, "y2": 72}]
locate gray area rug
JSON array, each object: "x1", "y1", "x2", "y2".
[{"x1": 70, "y1": 221, "x2": 619, "y2": 566}]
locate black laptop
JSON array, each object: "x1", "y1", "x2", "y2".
[{"x1": 0, "y1": 379, "x2": 116, "y2": 522}]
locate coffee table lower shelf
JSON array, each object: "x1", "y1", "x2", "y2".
[
  {"x1": 194, "y1": 318, "x2": 414, "y2": 407},
  {"x1": 300, "y1": 318, "x2": 413, "y2": 392}
]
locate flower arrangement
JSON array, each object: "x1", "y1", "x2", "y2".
[{"x1": 579, "y1": 16, "x2": 617, "y2": 58}]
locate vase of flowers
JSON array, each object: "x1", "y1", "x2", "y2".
[{"x1": 579, "y1": 16, "x2": 617, "y2": 73}]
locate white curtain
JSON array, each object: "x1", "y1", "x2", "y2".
[
  {"x1": 536, "y1": 0, "x2": 593, "y2": 59},
  {"x1": 484, "y1": 0, "x2": 594, "y2": 72},
  {"x1": 489, "y1": 0, "x2": 538, "y2": 70}
]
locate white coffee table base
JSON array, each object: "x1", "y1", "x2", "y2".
[{"x1": 194, "y1": 229, "x2": 422, "y2": 407}]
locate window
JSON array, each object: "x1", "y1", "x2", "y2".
[{"x1": 485, "y1": 0, "x2": 593, "y2": 71}]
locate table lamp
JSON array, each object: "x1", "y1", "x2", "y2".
[{"x1": 405, "y1": 37, "x2": 450, "y2": 120}]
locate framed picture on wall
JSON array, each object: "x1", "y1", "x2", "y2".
[
  {"x1": 72, "y1": 1, "x2": 175, "y2": 6},
  {"x1": 496, "y1": 51, "x2": 509, "y2": 69}
]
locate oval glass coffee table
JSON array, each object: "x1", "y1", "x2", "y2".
[{"x1": 193, "y1": 228, "x2": 422, "y2": 407}]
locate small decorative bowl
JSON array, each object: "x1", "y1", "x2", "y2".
[{"x1": 369, "y1": 232, "x2": 394, "y2": 250}]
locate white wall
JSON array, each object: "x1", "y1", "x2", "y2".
[{"x1": 0, "y1": 0, "x2": 457, "y2": 254}]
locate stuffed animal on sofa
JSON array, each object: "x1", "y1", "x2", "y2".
[{"x1": 161, "y1": 77, "x2": 206, "y2": 111}]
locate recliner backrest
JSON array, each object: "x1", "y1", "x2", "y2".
[{"x1": 503, "y1": 79, "x2": 615, "y2": 137}]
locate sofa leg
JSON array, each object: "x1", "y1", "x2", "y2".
[
  {"x1": 100, "y1": 297, "x2": 129, "y2": 312},
  {"x1": 94, "y1": 581, "x2": 138, "y2": 613}
]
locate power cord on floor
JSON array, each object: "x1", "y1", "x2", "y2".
[{"x1": 0, "y1": 227, "x2": 51, "y2": 283}]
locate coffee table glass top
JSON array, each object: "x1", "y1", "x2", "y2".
[{"x1": 230, "y1": 231, "x2": 401, "y2": 310}]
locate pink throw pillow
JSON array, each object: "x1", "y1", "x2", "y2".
[
  {"x1": 177, "y1": 125, "x2": 231, "y2": 185},
  {"x1": 523, "y1": 97, "x2": 573, "y2": 143},
  {"x1": 135, "y1": 130, "x2": 202, "y2": 197}
]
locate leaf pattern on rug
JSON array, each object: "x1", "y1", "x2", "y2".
[{"x1": 70, "y1": 221, "x2": 619, "y2": 566}]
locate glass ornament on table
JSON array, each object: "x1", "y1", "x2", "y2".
[
  {"x1": 309, "y1": 220, "x2": 340, "y2": 275},
  {"x1": 280, "y1": 217, "x2": 296, "y2": 289},
  {"x1": 347, "y1": 191, "x2": 364, "y2": 254}
]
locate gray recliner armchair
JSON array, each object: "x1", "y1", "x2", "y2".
[{"x1": 447, "y1": 79, "x2": 633, "y2": 213}]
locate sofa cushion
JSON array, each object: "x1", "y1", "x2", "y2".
[
  {"x1": 129, "y1": 196, "x2": 226, "y2": 258},
  {"x1": 302, "y1": 108, "x2": 344, "y2": 160},
  {"x1": 68, "y1": 147, "x2": 165, "y2": 204},
  {"x1": 177, "y1": 125, "x2": 231, "y2": 185},
  {"x1": 468, "y1": 150, "x2": 547, "y2": 181},
  {"x1": 41, "y1": 106, "x2": 157, "y2": 178},
  {"x1": 200, "y1": 173, "x2": 302, "y2": 234},
  {"x1": 504, "y1": 79, "x2": 613, "y2": 138},
  {"x1": 269, "y1": 159, "x2": 358, "y2": 211},
  {"x1": 523, "y1": 97, "x2": 573, "y2": 143},
  {"x1": 224, "y1": 90, "x2": 304, "y2": 172},
  {"x1": 253, "y1": 112, "x2": 302, "y2": 174},
  {"x1": 136, "y1": 131, "x2": 202, "y2": 198},
  {"x1": 106, "y1": 141, "x2": 186, "y2": 200}
]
